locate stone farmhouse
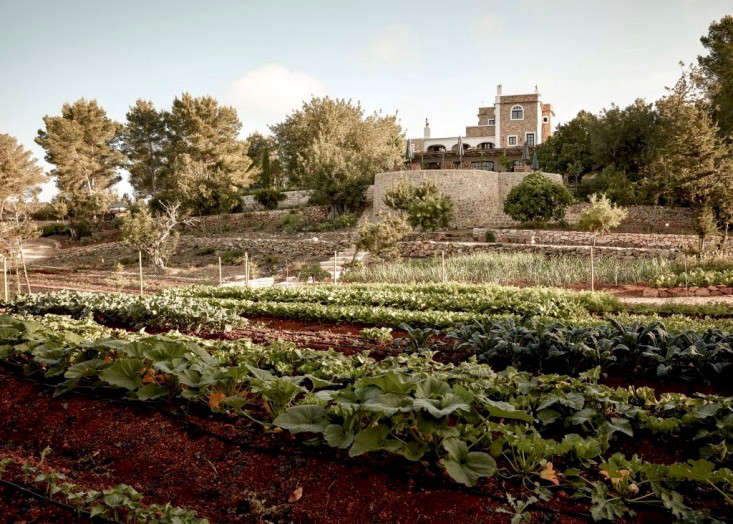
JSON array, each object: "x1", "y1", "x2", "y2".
[{"x1": 406, "y1": 85, "x2": 553, "y2": 171}]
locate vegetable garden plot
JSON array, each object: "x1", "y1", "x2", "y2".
[{"x1": 1, "y1": 315, "x2": 733, "y2": 521}]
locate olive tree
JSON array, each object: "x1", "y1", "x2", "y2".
[{"x1": 578, "y1": 193, "x2": 628, "y2": 291}]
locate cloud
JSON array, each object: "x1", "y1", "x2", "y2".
[
  {"x1": 224, "y1": 64, "x2": 327, "y2": 134},
  {"x1": 366, "y1": 24, "x2": 420, "y2": 64}
]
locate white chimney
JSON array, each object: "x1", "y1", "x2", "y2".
[
  {"x1": 424, "y1": 118, "x2": 430, "y2": 139},
  {"x1": 496, "y1": 84, "x2": 502, "y2": 96}
]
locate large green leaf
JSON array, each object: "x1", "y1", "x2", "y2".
[
  {"x1": 99, "y1": 359, "x2": 144, "y2": 390},
  {"x1": 442, "y1": 438, "x2": 496, "y2": 486},
  {"x1": 273, "y1": 405, "x2": 328, "y2": 434},
  {"x1": 349, "y1": 426, "x2": 391, "y2": 457}
]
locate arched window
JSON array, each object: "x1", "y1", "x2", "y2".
[
  {"x1": 510, "y1": 105, "x2": 524, "y2": 120},
  {"x1": 427, "y1": 144, "x2": 446, "y2": 152}
]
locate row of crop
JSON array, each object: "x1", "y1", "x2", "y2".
[
  {"x1": 7, "y1": 289, "x2": 733, "y2": 334},
  {"x1": 167, "y1": 283, "x2": 610, "y2": 319},
  {"x1": 1, "y1": 314, "x2": 732, "y2": 521},
  {"x1": 0, "y1": 450, "x2": 207, "y2": 523},
  {"x1": 5, "y1": 291, "x2": 245, "y2": 332},
  {"x1": 171, "y1": 283, "x2": 733, "y2": 320},
  {"x1": 442, "y1": 318, "x2": 733, "y2": 387},
  {"x1": 653, "y1": 267, "x2": 733, "y2": 288}
]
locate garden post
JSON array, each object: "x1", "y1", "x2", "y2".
[
  {"x1": 333, "y1": 251, "x2": 337, "y2": 284},
  {"x1": 218, "y1": 257, "x2": 223, "y2": 286},
  {"x1": 245, "y1": 252, "x2": 249, "y2": 286},
  {"x1": 441, "y1": 251, "x2": 446, "y2": 283},
  {"x1": 138, "y1": 251, "x2": 144, "y2": 296},
  {"x1": 19, "y1": 245, "x2": 31, "y2": 294},
  {"x1": 590, "y1": 245, "x2": 595, "y2": 292},
  {"x1": 2, "y1": 256, "x2": 7, "y2": 302}
]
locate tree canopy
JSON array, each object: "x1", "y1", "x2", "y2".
[
  {"x1": 0, "y1": 134, "x2": 46, "y2": 219},
  {"x1": 698, "y1": 15, "x2": 733, "y2": 140},
  {"x1": 36, "y1": 98, "x2": 124, "y2": 219}
]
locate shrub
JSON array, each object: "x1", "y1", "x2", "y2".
[
  {"x1": 356, "y1": 214, "x2": 411, "y2": 262},
  {"x1": 120, "y1": 203, "x2": 182, "y2": 272},
  {"x1": 41, "y1": 223, "x2": 70, "y2": 237},
  {"x1": 254, "y1": 188, "x2": 287, "y2": 210},
  {"x1": 384, "y1": 179, "x2": 453, "y2": 231},
  {"x1": 278, "y1": 212, "x2": 304, "y2": 233},
  {"x1": 578, "y1": 193, "x2": 628, "y2": 237},
  {"x1": 70, "y1": 220, "x2": 93, "y2": 239},
  {"x1": 298, "y1": 263, "x2": 330, "y2": 282},
  {"x1": 503, "y1": 172, "x2": 573, "y2": 224},
  {"x1": 577, "y1": 166, "x2": 639, "y2": 205},
  {"x1": 484, "y1": 230, "x2": 496, "y2": 243}
]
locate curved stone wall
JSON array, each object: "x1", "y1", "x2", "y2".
[{"x1": 372, "y1": 170, "x2": 563, "y2": 228}]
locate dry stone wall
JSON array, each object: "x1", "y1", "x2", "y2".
[
  {"x1": 183, "y1": 206, "x2": 328, "y2": 233},
  {"x1": 372, "y1": 170, "x2": 563, "y2": 229},
  {"x1": 240, "y1": 190, "x2": 313, "y2": 210},
  {"x1": 564, "y1": 204, "x2": 697, "y2": 234}
]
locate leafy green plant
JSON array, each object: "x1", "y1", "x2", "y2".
[
  {"x1": 503, "y1": 173, "x2": 573, "y2": 224},
  {"x1": 356, "y1": 214, "x2": 411, "y2": 262},
  {"x1": 254, "y1": 188, "x2": 287, "y2": 209},
  {"x1": 360, "y1": 326, "x2": 393, "y2": 344},
  {"x1": 384, "y1": 179, "x2": 454, "y2": 231}
]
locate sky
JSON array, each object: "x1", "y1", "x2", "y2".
[{"x1": 1, "y1": 0, "x2": 730, "y2": 200}]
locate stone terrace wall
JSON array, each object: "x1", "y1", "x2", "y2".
[
  {"x1": 565, "y1": 204, "x2": 697, "y2": 234},
  {"x1": 398, "y1": 241, "x2": 673, "y2": 260},
  {"x1": 477, "y1": 229, "x2": 717, "y2": 251},
  {"x1": 183, "y1": 206, "x2": 328, "y2": 233},
  {"x1": 373, "y1": 170, "x2": 563, "y2": 229}
]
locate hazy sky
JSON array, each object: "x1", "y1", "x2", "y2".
[{"x1": 1, "y1": 0, "x2": 730, "y2": 199}]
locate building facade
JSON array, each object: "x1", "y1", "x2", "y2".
[{"x1": 407, "y1": 85, "x2": 554, "y2": 171}]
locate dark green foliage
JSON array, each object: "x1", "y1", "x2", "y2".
[
  {"x1": 577, "y1": 166, "x2": 640, "y2": 205},
  {"x1": 384, "y1": 180, "x2": 454, "y2": 231},
  {"x1": 298, "y1": 263, "x2": 330, "y2": 282},
  {"x1": 41, "y1": 223, "x2": 71, "y2": 237},
  {"x1": 484, "y1": 230, "x2": 496, "y2": 243},
  {"x1": 254, "y1": 188, "x2": 287, "y2": 210},
  {"x1": 698, "y1": 16, "x2": 733, "y2": 139},
  {"x1": 449, "y1": 318, "x2": 733, "y2": 386},
  {"x1": 503, "y1": 173, "x2": 574, "y2": 224}
]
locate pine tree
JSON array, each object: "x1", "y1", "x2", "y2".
[
  {"x1": 121, "y1": 99, "x2": 167, "y2": 198},
  {"x1": 35, "y1": 99, "x2": 124, "y2": 219},
  {"x1": 698, "y1": 16, "x2": 733, "y2": 140},
  {"x1": 0, "y1": 134, "x2": 46, "y2": 219},
  {"x1": 160, "y1": 93, "x2": 251, "y2": 214}
]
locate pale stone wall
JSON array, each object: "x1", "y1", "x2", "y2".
[
  {"x1": 372, "y1": 170, "x2": 563, "y2": 229},
  {"x1": 565, "y1": 204, "x2": 697, "y2": 234}
]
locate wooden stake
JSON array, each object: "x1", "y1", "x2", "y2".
[
  {"x1": 15, "y1": 257, "x2": 21, "y2": 295},
  {"x1": 441, "y1": 250, "x2": 446, "y2": 283},
  {"x1": 590, "y1": 245, "x2": 595, "y2": 292},
  {"x1": 138, "y1": 251, "x2": 144, "y2": 296},
  {"x1": 245, "y1": 252, "x2": 249, "y2": 287},
  {"x1": 19, "y1": 245, "x2": 31, "y2": 294},
  {"x1": 218, "y1": 257, "x2": 223, "y2": 286},
  {"x1": 2, "y1": 256, "x2": 7, "y2": 302},
  {"x1": 333, "y1": 251, "x2": 337, "y2": 284}
]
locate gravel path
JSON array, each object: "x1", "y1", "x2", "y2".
[{"x1": 617, "y1": 295, "x2": 733, "y2": 306}]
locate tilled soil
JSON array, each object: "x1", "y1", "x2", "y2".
[{"x1": 0, "y1": 370, "x2": 592, "y2": 524}]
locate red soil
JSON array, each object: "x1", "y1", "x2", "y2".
[{"x1": 0, "y1": 370, "x2": 590, "y2": 524}]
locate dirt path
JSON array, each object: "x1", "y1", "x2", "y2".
[{"x1": 22, "y1": 238, "x2": 60, "y2": 263}]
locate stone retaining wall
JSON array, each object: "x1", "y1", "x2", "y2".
[
  {"x1": 398, "y1": 241, "x2": 674, "y2": 259},
  {"x1": 183, "y1": 206, "x2": 328, "y2": 233},
  {"x1": 564, "y1": 204, "x2": 697, "y2": 234},
  {"x1": 372, "y1": 170, "x2": 563, "y2": 228},
  {"x1": 473, "y1": 229, "x2": 713, "y2": 251}
]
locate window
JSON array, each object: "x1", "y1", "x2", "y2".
[
  {"x1": 427, "y1": 144, "x2": 446, "y2": 152},
  {"x1": 526, "y1": 133, "x2": 535, "y2": 146},
  {"x1": 488, "y1": 118, "x2": 495, "y2": 126},
  {"x1": 424, "y1": 161, "x2": 441, "y2": 170},
  {"x1": 477, "y1": 142, "x2": 494, "y2": 150},
  {"x1": 542, "y1": 116, "x2": 549, "y2": 123},
  {"x1": 507, "y1": 135, "x2": 518, "y2": 146},
  {"x1": 513, "y1": 160, "x2": 524, "y2": 170},
  {"x1": 510, "y1": 105, "x2": 524, "y2": 120},
  {"x1": 471, "y1": 161, "x2": 495, "y2": 171}
]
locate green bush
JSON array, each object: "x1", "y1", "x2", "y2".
[
  {"x1": 278, "y1": 212, "x2": 304, "y2": 233},
  {"x1": 503, "y1": 172, "x2": 573, "y2": 224},
  {"x1": 356, "y1": 214, "x2": 411, "y2": 262},
  {"x1": 484, "y1": 230, "x2": 496, "y2": 243},
  {"x1": 41, "y1": 223, "x2": 71, "y2": 237},
  {"x1": 254, "y1": 188, "x2": 287, "y2": 210},
  {"x1": 298, "y1": 263, "x2": 331, "y2": 282},
  {"x1": 70, "y1": 220, "x2": 93, "y2": 239},
  {"x1": 385, "y1": 179, "x2": 453, "y2": 231}
]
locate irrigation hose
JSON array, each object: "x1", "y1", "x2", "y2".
[
  {"x1": 0, "y1": 365, "x2": 593, "y2": 522},
  {"x1": 0, "y1": 477, "x2": 117, "y2": 523}
]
